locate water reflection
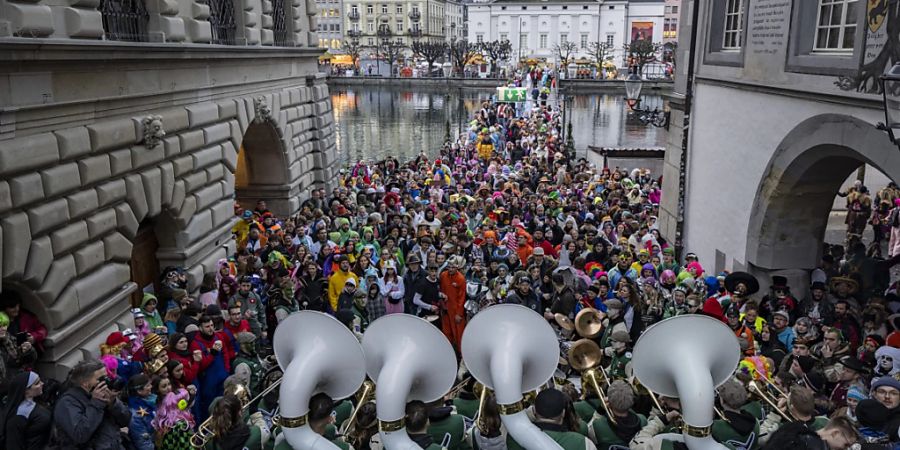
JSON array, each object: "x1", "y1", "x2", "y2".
[{"x1": 331, "y1": 85, "x2": 667, "y2": 165}]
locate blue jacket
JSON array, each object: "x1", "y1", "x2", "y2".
[{"x1": 128, "y1": 395, "x2": 157, "y2": 450}]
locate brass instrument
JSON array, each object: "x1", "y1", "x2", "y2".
[
  {"x1": 468, "y1": 382, "x2": 490, "y2": 437},
  {"x1": 446, "y1": 376, "x2": 474, "y2": 398},
  {"x1": 747, "y1": 380, "x2": 794, "y2": 422},
  {"x1": 340, "y1": 380, "x2": 376, "y2": 437},
  {"x1": 567, "y1": 339, "x2": 618, "y2": 425},
  {"x1": 190, "y1": 381, "x2": 283, "y2": 448}
]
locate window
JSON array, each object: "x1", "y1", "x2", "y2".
[
  {"x1": 412, "y1": 6, "x2": 418, "y2": 13},
  {"x1": 560, "y1": 33, "x2": 567, "y2": 44},
  {"x1": 366, "y1": 4, "x2": 373, "y2": 14},
  {"x1": 396, "y1": 20, "x2": 403, "y2": 33},
  {"x1": 562, "y1": 5, "x2": 567, "y2": 9},
  {"x1": 522, "y1": 6, "x2": 527, "y2": 10},
  {"x1": 608, "y1": 5, "x2": 614, "y2": 9},
  {"x1": 814, "y1": 0, "x2": 858, "y2": 51},
  {"x1": 520, "y1": 33, "x2": 528, "y2": 50},
  {"x1": 723, "y1": 0, "x2": 744, "y2": 50},
  {"x1": 672, "y1": 5, "x2": 678, "y2": 14},
  {"x1": 381, "y1": 4, "x2": 387, "y2": 14},
  {"x1": 367, "y1": 21, "x2": 374, "y2": 32},
  {"x1": 583, "y1": 6, "x2": 588, "y2": 9},
  {"x1": 501, "y1": 6, "x2": 506, "y2": 10},
  {"x1": 351, "y1": 5, "x2": 358, "y2": 14},
  {"x1": 580, "y1": 33, "x2": 588, "y2": 49},
  {"x1": 541, "y1": 5, "x2": 547, "y2": 10},
  {"x1": 396, "y1": 5, "x2": 402, "y2": 14},
  {"x1": 540, "y1": 33, "x2": 547, "y2": 48},
  {"x1": 665, "y1": 6, "x2": 671, "y2": 13},
  {"x1": 368, "y1": 37, "x2": 374, "y2": 45},
  {"x1": 606, "y1": 34, "x2": 614, "y2": 46},
  {"x1": 335, "y1": 23, "x2": 341, "y2": 31}
]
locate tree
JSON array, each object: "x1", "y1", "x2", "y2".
[
  {"x1": 587, "y1": 41, "x2": 613, "y2": 66},
  {"x1": 478, "y1": 40, "x2": 512, "y2": 77},
  {"x1": 411, "y1": 40, "x2": 448, "y2": 77},
  {"x1": 552, "y1": 40, "x2": 578, "y2": 66},
  {"x1": 378, "y1": 38, "x2": 408, "y2": 77},
  {"x1": 624, "y1": 39, "x2": 662, "y2": 75},
  {"x1": 345, "y1": 39, "x2": 363, "y2": 72},
  {"x1": 448, "y1": 39, "x2": 479, "y2": 77}
]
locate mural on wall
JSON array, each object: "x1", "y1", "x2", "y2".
[
  {"x1": 836, "y1": 0, "x2": 895, "y2": 93},
  {"x1": 631, "y1": 22, "x2": 654, "y2": 42}
]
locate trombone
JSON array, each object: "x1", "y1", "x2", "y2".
[
  {"x1": 340, "y1": 380, "x2": 376, "y2": 438},
  {"x1": 748, "y1": 380, "x2": 794, "y2": 422},
  {"x1": 190, "y1": 381, "x2": 282, "y2": 448},
  {"x1": 567, "y1": 339, "x2": 618, "y2": 425}
]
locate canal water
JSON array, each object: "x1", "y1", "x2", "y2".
[{"x1": 330, "y1": 85, "x2": 667, "y2": 166}]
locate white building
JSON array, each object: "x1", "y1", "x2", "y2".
[
  {"x1": 658, "y1": 0, "x2": 900, "y2": 291},
  {"x1": 466, "y1": 0, "x2": 664, "y2": 66},
  {"x1": 445, "y1": 0, "x2": 466, "y2": 42}
]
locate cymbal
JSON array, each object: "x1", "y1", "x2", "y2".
[
  {"x1": 554, "y1": 313, "x2": 574, "y2": 331},
  {"x1": 575, "y1": 308, "x2": 604, "y2": 338},
  {"x1": 567, "y1": 339, "x2": 603, "y2": 372},
  {"x1": 424, "y1": 315, "x2": 440, "y2": 322}
]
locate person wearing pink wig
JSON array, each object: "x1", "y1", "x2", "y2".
[{"x1": 151, "y1": 388, "x2": 195, "y2": 449}]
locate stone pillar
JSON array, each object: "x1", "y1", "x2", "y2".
[
  {"x1": 306, "y1": 73, "x2": 338, "y2": 192},
  {"x1": 146, "y1": 0, "x2": 186, "y2": 42},
  {"x1": 290, "y1": 0, "x2": 306, "y2": 46},
  {"x1": 304, "y1": 0, "x2": 316, "y2": 47},
  {"x1": 186, "y1": 0, "x2": 212, "y2": 43},
  {"x1": 63, "y1": 0, "x2": 104, "y2": 38},
  {"x1": 260, "y1": 0, "x2": 273, "y2": 45},
  {"x1": 0, "y1": 0, "x2": 54, "y2": 37},
  {"x1": 236, "y1": 0, "x2": 260, "y2": 45}
]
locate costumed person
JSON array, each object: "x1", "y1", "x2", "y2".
[
  {"x1": 2, "y1": 371, "x2": 50, "y2": 450},
  {"x1": 440, "y1": 256, "x2": 468, "y2": 355},
  {"x1": 126, "y1": 374, "x2": 157, "y2": 450},
  {"x1": 152, "y1": 388, "x2": 195, "y2": 450},
  {"x1": 140, "y1": 293, "x2": 165, "y2": 333},
  {"x1": 232, "y1": 332, "x2": 263, "y2": 397}
]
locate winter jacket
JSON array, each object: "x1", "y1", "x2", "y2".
[
  {"x1": 52, "y1": 386, "x2": 132, "y2": 450},
  {"x1": 128, "y1": 395, "x2": 157, "y2": 450}
]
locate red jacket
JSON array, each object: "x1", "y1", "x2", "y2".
[
  {"x1": 190, "y1": 331, "x2": 235, "y2": 374},
  {"x1": 167, "y1": 350, "x2": 200, "y2": 385},
  {"x1": 223, "y1": 319, "x2": 251, "y2": 337}
]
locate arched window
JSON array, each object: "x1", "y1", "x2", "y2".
[
  {"x1": 99, "y1": 0, "x2": 149, "y2": 42},
  {"x1": 207, "y1": 0, "x2": 237, "y2": 45}
]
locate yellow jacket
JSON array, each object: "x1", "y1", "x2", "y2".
[{"x1": 327, "y1": 270, "x2": 359, "y2": 311}]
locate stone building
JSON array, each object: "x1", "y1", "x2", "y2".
[
  {"x1": 345, "y1": 0, "x2": 450, "y2": 47},
  {"x1": 658, "y1": 0, "x2": 899, "y2": 290},
  {"x1": 466, "y1": 0, "x2": 664, "y2": 65},
  {"x1": 1, "y1": 0, "x2": 338, "y2": 377},
  {"x1": 317, "y1": 0, "x2": 345, "y2": 49}
]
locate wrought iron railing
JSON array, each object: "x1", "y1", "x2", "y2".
[
  {"x1": 206, "y1": 0, "x2": 237, "y2": 45},
  {"x1": 408, "y1": 10, "x2": 420, "y2": 21},
  {"x1": 99, "y1": 0, "x2": 150, "y2": 42},
  {"x1": 348, "y1": 10, "x2": 360, "y2": 21},
  {"x1": 273, "y1": 0, "x2": 289, "y2": 46}
]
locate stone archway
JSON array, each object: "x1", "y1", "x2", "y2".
[
  {"x1": 235, "y1": 120, "x2": 294, "y2": 216},
  {"x1": 746, "y1": 114, "x2": 900, "y2": 272}
]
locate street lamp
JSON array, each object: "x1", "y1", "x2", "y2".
[
  {"x1": 879, "y1": 62, "x2": 900, "y2": 148},
  {"x1": 624, "y1": 72, "x2": 669, "y2": 129}
]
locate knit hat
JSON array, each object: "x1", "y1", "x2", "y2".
[
  {"x1": 534, "y1": 388, "x2": 567, "y2": 419},
  {"x1": 610, "y1": 330, "x2": 631, "y2": 343},
  {"x1": 773, "y1": 310, "x2": 790, "y2": 321},
  {"x1": 184, "y1": 324, "x2": 200, "y2": 334},
  {"x1": 847, "y1": 385, "x2": 867, "y2": 402},
  {"x1": 605, "y1": 299, "x2": 624, "y2": 310},
  {"x1": 796, "y1": 355, "x2": 816, "y2": 374},
  {"x1": 105, "y1": 331, "x2": 128, "y2": 347},
  {"x1": 236, "y1": 332, "x2": 257, "y2": 345},
  {"x1": 872, "y1": 376, "x2": 900, "y2": 392},
  {"x1": 856, "y1": 399, "x2": 889, "y2": 429}
]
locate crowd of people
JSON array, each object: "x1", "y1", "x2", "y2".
[{"x1": 3, "y1": 76, "x2": 900, "y2": 450}]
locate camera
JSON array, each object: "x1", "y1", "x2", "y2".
[{"x1": 99, "y1": 375, "x2": 126, "y2": 392}]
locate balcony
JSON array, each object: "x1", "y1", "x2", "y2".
[
  {"x1": 408, "y1": 10, "x2": 421, "y2": 21},
  {"x1": 348, "y1": 10, "x2": 360, "y2": 21}
]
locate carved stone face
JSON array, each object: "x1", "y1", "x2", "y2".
[{"x1": 150, "y1": 119, "x2": 164, "y2": 137}]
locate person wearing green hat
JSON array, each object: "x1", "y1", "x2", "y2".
[
  {"x1": 658, "y1": 247, "x2": 681, "y2": 275},
  {"x1": 140, "y1": 293, "x2": 164, "y2": 331}
]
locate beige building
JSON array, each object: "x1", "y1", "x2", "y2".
[
  {"x1": 345, "y1": 0, "x2": 450, "y2": 46},
  {"x1": 1, "y1": 0, "x2": 338, "y2": 377}
]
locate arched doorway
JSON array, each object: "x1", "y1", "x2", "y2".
[
  {"x1": 130, "y1": 219, "x2": 160, "y2": 307},
  {"x1": 746, "y1": 114, "x2": 900, "y2": 274},
  {"x1": 235, "y1": 120, "x2": 294, "y2": 216}
]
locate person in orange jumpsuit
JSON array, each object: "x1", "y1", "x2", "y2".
[{"x1": 440, "y1": 256, "x2": 468, "y2": 356}]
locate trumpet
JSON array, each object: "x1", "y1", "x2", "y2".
[
  {"x1": 190, "y1": 381, "x2": 283, "y2": 448},
  {"x1": 748, "y1": 380, "x2": 794, "y2": 422}
]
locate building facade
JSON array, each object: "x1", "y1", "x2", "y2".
[
  {"x1": 663, "y1": 0, "x2": 680, "y2": 43},
  {"x1": 658, "y1": 0, "x2": 899, "y2": 290},
  {"x1": 344, "y1": 0, "x2": 449, "y2": 47},
  {"x1": 0, "y1": 1, "x2": 338, "y2": 377},
  {"x1": 466, "y1": 0, "x2": 664, "y2": 65},
  {"x1": 317, "y1": 0, "x2": 345, "y2": 49},
  {"x1": 445, "y1": 0, "x2": 465, "y2": 42}
]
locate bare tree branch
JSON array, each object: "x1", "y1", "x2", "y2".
[
  {"x1": 552, "y1": 40, "x2": 578, "y2": 65},
  {"x1": 478, "y1": 40, "x2": 512, "y2": 77},
  {"x1": 448, "y1": 40, "x2": 480, "y2": 76},
  {"x1": 411, "y1": 41, "x2": 448, "y2": 77}
]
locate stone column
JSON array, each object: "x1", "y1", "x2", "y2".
[
  {"x1": 236, "y1": 0, "x2": 260, "y2": 45},
  {"x1": 185, "y1": 0, "x2": 212, "y2": 43},
  {"x1": 260, "y1": 0, "x2": 273, "y2": 45},
  {"x1": 304, "y1": 0, "x2": 315, "y2": 47},
  {"x1": 0, "y1": 0, "x2": 54, "y2": 37},
  {"x1": 63, "y1": 0, "x2": 104, "y2": 38},
  {"x1": 290, "y1": 0, "x2": 306, "y2": 46},
  {"x1": 146, "y1": 0, "x2": 186, "y2": 42}
]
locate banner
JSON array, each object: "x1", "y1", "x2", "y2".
[{"x1": 496, "y1": 87, "x2": 528, "y2": 102}]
